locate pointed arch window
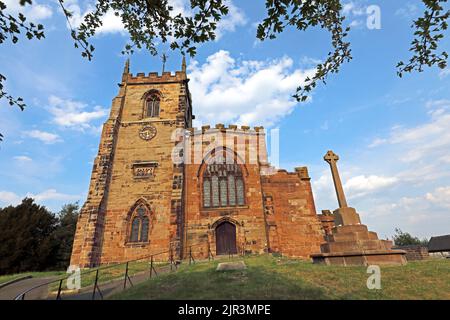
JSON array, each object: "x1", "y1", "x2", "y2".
[
  {"x1": 129, "y1": 205, "x2": 150, "y2": 243},
  {"x1": 203, "y1": 155, "x2": 245, "y2": 208},
  {"x1": 146, "y1": 94, "x2": 160, "y2": 118}
]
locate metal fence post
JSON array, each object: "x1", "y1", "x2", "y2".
[
  {"x1": 150, "y1": 255, "x2": 154, "y2": 278},
  {"x1": 208, "y1": 242, "x2": 211, "y2": 261},
  {"x1": 92, "y1": 269, "x2": 99, "y2": 300},
  {"x1": 56, "y1": 279, "x2": 63, "y2": 300},
  {"x1": 123, "y1": 261, "x2": 133, "y2": 290},
  {"x1": 124, "y1": 262, "x2": 129, "y2": 290}
]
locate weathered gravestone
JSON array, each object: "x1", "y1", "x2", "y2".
[{"x1": 216, "y1": 261, "x2": 247, "y2": 271}]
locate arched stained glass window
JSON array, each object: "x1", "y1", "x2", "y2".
[
  {"x1": 211, "y1": 176, "x2": 219, "y2": 207},
  {"x1": 202, "y1": 154, "x2": 245, "y2": 208},
  {"x1": 129, "y1": 205, "x2": 150, "y2": 243},
  {"x1": 228, "y1": 175, "x2": 236, "y2": 206},
  {"x1": 236, "y1": 177, "x2": 245, "y2": 205},
  {"x1": 140, "y1": 217, "x2": 149, "y2": 242},
  {"x1": 220, "y1": 179, "x2": 228, "y2": 207},
  {"x1": 130, "y1": 217, "x2": 140, "y2": 242},
  {"x1": 203, "y1": 179, "x2": 211, "y2": 207},
  {"x1": 146, "y1": 94, "x2": 160, "y2": 118}
]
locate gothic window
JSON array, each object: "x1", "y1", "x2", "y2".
[
  {"x1": 228, "y1": 175, "x2": 236, "y2": 206},
  {"x1": 211, "y1": 175, "x2": 219, "y2": 207},
  {"x1": 129, "y1": 205, "x2": 150, "y2": 243},
  {"x1": 146, "y1": 94, "x2": 160, "y2": 118},
  {"x1": 203, "y1": 156, "x2": 245, "y2": 208},
  {"x1": 140, "y1": 217, "x2": 149, "y2": 242},
  {"x1": 130, "y1": 218, "x2": 140, "y2": 242},
  {"x1": 203, "y1": 179, "x2": 211, "y2": 207},
  {"x1": 236, "y1": 178, "x2": 245, "y2": 205}
]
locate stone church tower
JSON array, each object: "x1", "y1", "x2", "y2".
[
  {"x1": 70, "y1": 59, "x2": 192, "y2": 267},
  {"x1": 70, "y1": 60, "x2": 325, "y2": 268}
]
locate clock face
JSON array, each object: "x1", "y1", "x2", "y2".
[{"x1": 139, "y1": 125, "x2": 157, "y2": 141}]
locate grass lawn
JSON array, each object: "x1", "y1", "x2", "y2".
[
  {"x1": 0, "y1": 271, "x2": 66, "y2": 286},
  {"x1": 109, "y1": 255, "x2": 450, "y2": 300}
]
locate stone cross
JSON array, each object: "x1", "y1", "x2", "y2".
[{"x1": 324, "y1": 150, "x2": 348, "y2": 208}]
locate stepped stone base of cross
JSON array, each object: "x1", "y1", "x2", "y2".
[{"x1": 312, "y1": 206, "x2": 407, "y2": 266}]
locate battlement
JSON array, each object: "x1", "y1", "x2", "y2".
[
  {"x1": 186, "y1": 124, "x2": 265, "y2": 135},
  {"x1": 124, "y1": 71, "x2": 187, "y2": 84},
  {"x1": 264, "y1": 167, "x2": 310, "y2": 180}
]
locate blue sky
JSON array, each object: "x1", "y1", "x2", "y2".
[{"x1": 1, "y1": 0, "x2": 449, "y2": 239}]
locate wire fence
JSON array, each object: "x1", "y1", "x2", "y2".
[{"x1": 14, "y1": 241, "x2": 244, "y2": 300}]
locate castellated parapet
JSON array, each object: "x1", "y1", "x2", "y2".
[{"x1": 125, "y1": 71, "x2": 188, "y2": 84}]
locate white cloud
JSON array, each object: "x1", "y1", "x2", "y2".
[
  {"x1": 342, "y1": 1, "x2": 366, "y2": 28},
  {"x1": 395, "y1": 3, "x2": 419, "y2": 19},
  {"x1": 169, "y1": 0, "x2": 191, "y2": 16},
  {"x1": 47, "y1": 95, "x2": 108, "y2": 131},
  {"x1": 368, "y1": 138, "x2": 387, "y2": 148},
  {"x1": 215, "y1": 0, "x2": 247, "y2": 39},
  {"x1": 27, "y1": 189, "x2": 80, "y2": 203},
  {"x1": 342, "y1": 2, "x2": 365, "y2": 16},
  {"x1": 25, "y1": 130, "x2": 62, "y2": 144},
  {"x1": 369, "y1": 99, "x2": 450, "y2": 162},
  {"x1": 3, "y1": 0, "x2": 53, "y2": 21},
  {"x1": 64, "y1": 0, "x2": 245, "y2": 38},
  {"x1": 313, "y1": 170, "x2": 398, "y2": 202},
  {"x1": 13, "y1": 156, "x2": 32, "y2": 162},
  {"x1": 63, "y1": 0, "x2": 125, "y2": 35},
  {"x1": 344, "y1": 175, "x2": 399, "y2": 198},
  {"x1": 349, "y1": 20, "x2": 362, "y2": 28},
  {"x1": 0, "y1": 189, "x2": 80, "y2": 208},
  {"x1": 96, "y1": 10, "x2": 125, "y2": 35},
  {"x1": 188, "y1": 50, "x2": 316, "y2": 127},
  {"x1": 425, "y1": 186, "x2": 450, "y2": 209},
  {"x1": 0, "y1": 191, "x2": 22, "y2": 206},
  {"x1": 168, "y1": 0, "x2": 246, "y2": 40}
]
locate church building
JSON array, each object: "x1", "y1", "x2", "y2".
[{"x1": 70, "y1": 59, "x2": 327, "y2": 267}]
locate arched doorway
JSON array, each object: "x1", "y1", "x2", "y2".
[{"x1": 215, "y1": 221, "x2": 237, "y2": 255}]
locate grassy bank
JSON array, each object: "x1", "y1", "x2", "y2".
[
  {"x1": 0, "y1": 271, "x2": 66, "y2": 286},
  {"x1": 110, "y1": 255, "x2": 450, "y2": 300}
]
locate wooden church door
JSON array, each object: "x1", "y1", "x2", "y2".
[{"x1": 215, "y1": 222, "x2": 237, "y2": 255}]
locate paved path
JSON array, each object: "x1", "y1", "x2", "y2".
[{"x1": 0, "y1": 276, "x2": 59, "y2": 300}]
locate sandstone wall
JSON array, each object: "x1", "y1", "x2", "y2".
[{"x1": 261, "y1": 168, "x2": 325, "y2": 258}]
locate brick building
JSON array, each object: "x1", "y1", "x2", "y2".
[{"x1": 70, "y1": 60, "x2": 326, "y2": 267}]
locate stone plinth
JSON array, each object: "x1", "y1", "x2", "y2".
[
  {"x1": 333, "y1": 207, "x2": 361, "y2": 226},
  {"x1": 311, "y1": 207, "x2": 407, "y2": 266}
]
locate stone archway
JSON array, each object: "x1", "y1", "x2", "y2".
[{"x1": 215, "y1": 221, "x2": 237, "y2": 255}]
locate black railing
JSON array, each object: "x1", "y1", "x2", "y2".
[{"x1": 14, "y1": 241, "x2": 244, "y2": 300}]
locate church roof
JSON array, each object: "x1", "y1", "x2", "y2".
[{"x1": 428, "y1": 235, "x2": 450, "y2": 252}]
